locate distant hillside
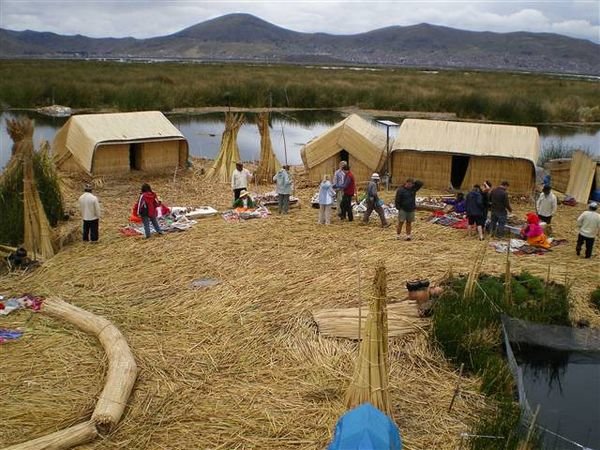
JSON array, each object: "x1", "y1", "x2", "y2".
[{"x1": 1, "y1": 13, "x2": 598, "y2": 75}]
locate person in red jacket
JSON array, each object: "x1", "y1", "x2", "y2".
[
  {"x1": 137, "y1": 183, "x2": 164, "y2": 238},
  {"x1": 334, "y1": 165, "x2": 356, "y2": 222}
]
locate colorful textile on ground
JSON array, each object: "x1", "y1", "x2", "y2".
[
  {"x1": 490, "y1": 238, "x2": 567, "y2": 256},
  {"x1": 429, "y1": 211, "x2": 468, "y2": 229},
  {"x1": 170, "y1": 206, "x2": 218, "y2": 220},
  {"x1": 120, "y1": 215, "x2": 198, "y2": 236},
  {"x1": 256, "y1": 191, "x2": 299, "y2": 206},
  {"x1": 0, "y1": 294, "x2": 44, "y2": 316},
  {"x1": 328, "y1": 403, "x2": 402, "y2": 450},
  {"x1": 416, "y1": 196, "x2": 452, "y2": 212},
  {"x1": 353, "y1": 199, "x2": 398, "y2": 220},
  {"x1": 222, "y1": 206, "x2": 270, "y2": 223},
  {"x1": 0, "y1": 328, "x2": 24, "y2": 344}
]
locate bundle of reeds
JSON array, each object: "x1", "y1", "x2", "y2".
[
  {"x1": 255, "y1": 112, "x2": 281, "y2": 184},
  {"x1": 345, "y1": 261, "x2": 393, "y2": 417},
  {"x1": 1, "y1": 119, "x2": 63, "y2": 248},
  {"x1": 205, "y1": 112, "x2": 245, "y2": 183}
]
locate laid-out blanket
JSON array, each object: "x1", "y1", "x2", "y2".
[
  {"x1": 257, "y1": 191, "x2": 299, "y2": 206},
  {"x1": 353, "y1": 200, "x2": 398, "y2": 220},
  {"x1": 490, "y1": 238, "x2": 567, "y2": 255},
  {"x1": 0, "y1": 294, "x2": 44, "y2": 316},
  {"x1": 429, "y1": 211, "x2": 468, "y2": 229},
  {"x1": 120, "y1": 215, "x2": 198, "y2": 236},
  {"x1": 222, "y1": 206, "x2": 270, "y2": 223}
]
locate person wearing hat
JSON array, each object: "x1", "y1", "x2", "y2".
[
  {"x1": 78, "y1": 184, "x2": 101, "y2": 242},
  {"x1": 231, "y1": 162, "x2": 253, "y2": 201},
  {"x1": 394, "y1": 177, "x2": 423, "y2": 240},
  {"x1": 362, "y1": 173, "x2": 390, "y2": 228},
  {"x1": 576, "y1": 202, "x2": 600, "y2": 258},
  {"x1": 273, "y1": 165, "x2": 293, "y2": 214},
  {"x1": 232, "y1": 189, "x2": 256, "y2": 209}
]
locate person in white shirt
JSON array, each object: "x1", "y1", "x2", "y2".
[
  {"x1": 78, "y1": 184, "x2": 101, "y2": 242},
  {"x1": 536, "y1": 185, "x2": 558, "y2": 225},
  {"x1": 576, "y1": 202, "x2": 600, "y2": 259},
  {"x1": 231, "y1": 162, "x2": 253, "y2": 201}
]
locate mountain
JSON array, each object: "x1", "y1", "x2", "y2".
[{"x1": 1, "y1": 13, "x2": 598, "y2": 75}]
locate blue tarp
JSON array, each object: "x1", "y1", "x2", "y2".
[{"x1": 328, "y1": 403, "x2": 402, "y2": 450}]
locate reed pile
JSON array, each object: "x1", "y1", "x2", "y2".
[
  {"x1": 255, "y1": 112, "x2": 281, "y2": 184},
  {"x1": 205, "y1": 112, "x2": 245, "y2": 183},
  {"x1": 1, "y1": 164, "x2": 597, "y2": 449}
]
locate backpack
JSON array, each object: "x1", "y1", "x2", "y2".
[{"x1": 138, "y1": 196, "x2": 149, "y2": 217}]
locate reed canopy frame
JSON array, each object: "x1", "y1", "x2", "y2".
[
  {"x1": 391, "y1": 119, "x2": 540, "y2": 193},
  {"x1": 300, "y1": 114, "x2": 387, "y2": 184},
  {"x1": 53, "y1": 111, "x2": 189, "y2": 176}
]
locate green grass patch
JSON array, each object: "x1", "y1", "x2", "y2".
[
  {"x1": 1, "y1": 60, "x2": 599, "y2": 124},
  {"x1": 591, "y1": 287, "x2": 600, "y2": 312},
  {"x1": 432, "y1": 271, "x2": 569, "y2": 449}
]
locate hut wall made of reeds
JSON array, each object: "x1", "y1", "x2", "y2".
[
  {"x1": 53, "y1": 111, "x2": 188, "y2": 176},
  {"x1": 301, "y1": 114, "x2": 386, "y2": 184},
  {"x1": 391, "y1": 119, "x2": 539, "y2": 193},
  {"x1": 544, "y1": 158, "x2": 571, "y2": 192}
]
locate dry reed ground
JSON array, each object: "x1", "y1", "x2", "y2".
[{"x1": 1, "y1": 162, "x2": 598, "y2": 450}]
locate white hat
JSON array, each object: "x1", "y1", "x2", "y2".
[
  {"x1": 371, "y1": 173, "x2": 380, "y2": 180},
  {"x1": 590, "y1": 202, "x2": 598, "y2": 210}
]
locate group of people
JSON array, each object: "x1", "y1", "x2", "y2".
[
  {"x1": 77, "y1": 161, "x2": 600, "y2": 259},
  {"x1": 317, "y1": 161, "x2": 423, "y2": 240}
]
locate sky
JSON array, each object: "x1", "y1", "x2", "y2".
[{"x1": 0, "y1": 1, "x2": 598, "y2": 43}]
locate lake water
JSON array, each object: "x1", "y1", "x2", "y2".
[
  {"x1": 517, "y1": 345, "x2": 600, "y2": 450},
  {"x1": 1, "y1": 110, "x2": 599, "y2": 171}
]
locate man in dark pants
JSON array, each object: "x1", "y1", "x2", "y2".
[
  {"x1": 78, "y1": 184, "x2": 101, "y2": 242},
  {"x1": 576, "y1": 202, "x2": 600, "y2": 258},
  {"x1": 489, "y1": 181, "x2": 512, "y2": 237},
  {"x1": 395, "y1": 178, "x2": 423, "y2": 240},
  {"x1": 335, "y1": 165, "x2": 356, "y2": 222}
]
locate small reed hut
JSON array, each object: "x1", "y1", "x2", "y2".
[
  {"x1": 391, "y1": 119, "x2": 540, "y2": 193},
  {"x1": 300, "y1": 114, "x2": 387, "y2": 184},
  {"x1": 206, "y1": 112, "x2": 245, "y2": 183},
  {"x1": 53, "y1": 111, "x2": 189, "y2": 176}
]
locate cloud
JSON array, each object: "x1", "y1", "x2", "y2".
[{"x1": 0, "y1": 0, "x2": 598, "y2": 43}]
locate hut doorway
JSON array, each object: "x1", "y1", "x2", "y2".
[
  {"x1": 451, "y1": 155, "x2": 470, "y2": 189},
  {"x1": 338, "y1": 149, "x2": 349, "y2": 165},
  {"x1": 129, "y1": 143, "x2": 142, "y2": 170}
]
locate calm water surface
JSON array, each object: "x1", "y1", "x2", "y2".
[{"x1": 1, "y1": 110, "x2": 598, "y2": 171}]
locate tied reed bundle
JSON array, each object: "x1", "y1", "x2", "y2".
[
  {"x1": 206, "y1": 112, "x2": 245, "y2": 183},
  {"x1": 345, "y1": 261, "x2": 393, "y2": 417},
  {"x1": 255, "y1": 112, "x2": 281, "y2": 184}
]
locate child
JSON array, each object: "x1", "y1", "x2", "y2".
[{"x1": 318, "y1": 175, "x2": 336, "y2": 224}]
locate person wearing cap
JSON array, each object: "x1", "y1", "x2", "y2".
[
  {"x1": 394, "y1": 178, "x2": 423, "y2": 240},
  {"x1": 576, "y1": 202, "x2": 600, "y2": 258},
  {"x1": 333, "y1": 160, "x2": 348, "y2": 219},
  {"x1": 78, "y1": 184, "x2": 101, "y2": 242},
  {"x1": 536, "y1": 185, "x2": 558, "y2": 232},
  {"x1": 273, "y1": 165, "x2": 293, "y2": 214},
  {"x1": 231, "y1": 162, "x2": 253, "y2": 201},
  {"x1": 232, "y1": 190, "x2": 256, "y2": 209},
  {"x1": 489, "y1": 181, "x2": 512, "y2": 237},
  {"x1": 362, "y1": 173, "x2": 390, "y2": 228}
]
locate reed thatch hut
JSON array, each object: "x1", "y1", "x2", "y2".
[
  {"x1": 300, "y1": 114, "x2": 387, "y2": 184},
  {"x1": 391, "y1": 119, "x2": 540, "y2": 193},
  {"x1": 53, "y1": 111, "x2": 188, "y2": 176}
]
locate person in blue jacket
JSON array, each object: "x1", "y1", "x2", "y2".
[{"x1": 465, "y1": 184, "x2": 485, "y2": 240}]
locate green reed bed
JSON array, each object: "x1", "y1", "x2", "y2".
[
  {"x1": 432, "y1": 272, "x2": 570, "y2": 449},
  {"x1": 1, "y1": 60, "x2": 599, "y2": 123}
]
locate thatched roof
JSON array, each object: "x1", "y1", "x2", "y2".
[
  {"x1": 301, "y1": 114, "x2": 387, "y2": 171},
  {"x1": 392, "y1": 119, "x2": 540, "y2": 166},
  {"x1": 53, "y1": 111, "x2": 188, "y2": 174}
]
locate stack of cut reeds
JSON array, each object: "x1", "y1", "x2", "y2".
[
  {"x1": 255, "y1": 112, "x2": 281, "y2": 184},
  {"x1": 345, "y1": 261, "x2": 393, "y2": 417},
  {"x1": 206, "y1": 112, "x2": 245, "y2": 183}
]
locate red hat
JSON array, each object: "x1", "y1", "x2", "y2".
[{"x1": 526, "y1": 212, "x2": 539, "y2": 224}]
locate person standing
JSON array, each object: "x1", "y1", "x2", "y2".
[
  {"x1": 489, "y1": 181, "x2": 512, "y2": 237},
  {"x1": 137, "y1": 183, "x2": 163, "y2": 239},
  {"x1": 362, "y1": 173, "x2": 389, "y2": 228},
  {"x1": 395, "y1": 178, "x2": 423, "y2": 241},
  {"x1": 231, "y1": 162, "x2": 252, "y2": 201},
  {"x1": 335, "y1": 165, "x2": 356, "y2": 222},
  {"x1": 576, "y1": 202, "x2": 600, "y2": 259},
  {"x1": 333, "y1": 161, "x2": 347, "y2": 219},
  {"x1": 78, "y1": 184, "x2": 101, "y2": 242},
  {"x1": 317, "y1": 175, "x2": 336, "y2": 225},
  {"x1": 536, "y1": 185, "x2": 558, "y2": 231},
  {"x1": 273, "y1": 165, "x2": 293, "y2": 214},
  {"x1": 465, "y1": 184, "x2": 485, "y2": 240}
]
